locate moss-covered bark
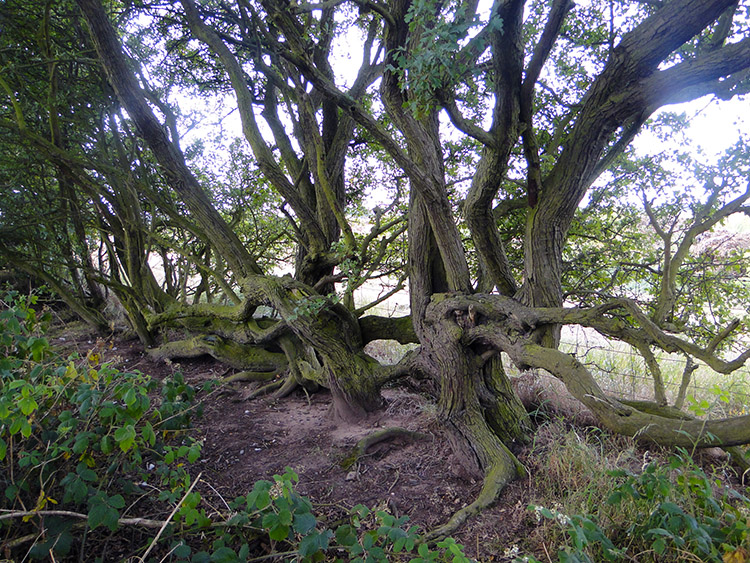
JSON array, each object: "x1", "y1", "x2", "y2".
[
  {"x1": 150, "y1": 335, "x2": 287, "y2": 372},
  {"x1": 424, "y1": 296, "x2": 530, "y2": 478},
  {"x1": 359, "y1": 315, "x2": 418, "y2": 344},
  {"x1": 241, "y1": 275, "x2": 385, "y2": 420}
]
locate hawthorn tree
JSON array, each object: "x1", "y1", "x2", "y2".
[
  {"x1": 0, "y1": 0, "x2": 291, "y2": 344},
  {"x1": 4, "y1": 0, "x2": 750, "y2": 534}
]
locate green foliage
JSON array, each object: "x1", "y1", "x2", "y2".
[
  {"x1": 0, "y1": 291, "x2": 52, "y2": 364},
  {"x1": 525, "y1": 451, "x2": 750, "y2": 562},
  {"x1": 0, "y1": 293, "x2": 472, "y2": 561},
  {"x1": 214, "y1": 469, "x2": 474, "y2": 563},
  {"x1": 387, "y1": 0, "x2": 500, "y2": 117},
  {"x1": 288, "y1": 294, "x2": 339, "y2": 322},
  {"x1": 565, "y1": 139, "x2": 750, "y2": 349},
  {"x1": 0, "y1": 292, "x2": 206, "y2": 560}
]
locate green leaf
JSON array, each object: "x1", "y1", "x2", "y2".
[
  {"x1": 114, "y1": 425, "x2": 136, "y2": 452},
  {"x1": 298, "y1": 530, "x2": 332, "y2": 556},
  {"x1": 88, "y1": 499, "x2": 120, "y2": 532},
  {"x1": 183, "y1": 491, "x2": 201, "y2": 510},
  {"x1": 100, "y1": 435, "x2": 114, "y2": 454},
  {"x1": 29, "y1": 336, "x2": 48, "y2": 361},
  {"x1": 335, "y1": 524, "x2": 357, "y2": 547},
  {"x1": 210, "y1": 546, "x2": 238, "y2": 563},
  {"x1": 0, "y1": 437, "x2": 6, "y2": 461},
  {"x1": 122, "y1": 387, "x2": 136, "y2": 407},
  {"x1": 18, "y1": 395, "x2": 38, "y2": 416},
  {"x1": 652, "y1": 537, "x2": 666, "y2": 555},
  {"x1": 268, "y1": 523, "x2": 290, "y2": 541},
  {"x1": 77, "y1": 463, "x2": 97, "y2": 482},
  {"x1": 9, "y1": 416, "x2": 23, "y2": 435},
  {"x1": 659, "y1": 502, "x2": 684, "y2": 516},
  {"x1": 278, "y1": 508, "x2": 292, "y2": 526},
  {"x1": 20, "y1": 418, "x2": 32, "y2": 438},
  {"x1": 173, "y1": 541, "x2": 191, "y2": 558},
  {"x1": 109, "y1": 494, "x2": 125, "y2": 509},
  {"x1": 255, "y1": 490, "x2": 271, "y2": 510},
  {"x1": 294, "y1": 511, "x2": 317, "y2": 535},
  {"x1": 73, "y1": 434, "x2": 90, "y2": 454},
  {"x1": 183, "y1": 507, "x2": 200, "y2": 526},
  {"x1": 0, "y1": 399, "x2": 10, "y2": 419},
  {"x1": 362, "y1": 530, "x2": 375, "y2": 549},
  {"x1": 262, "y1": 512, "x2": 279, "y2": 530}
]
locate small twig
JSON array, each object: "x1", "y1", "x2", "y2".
[
  {"x1": 386, "y1": 470, "x2": 400, "y2": 495},
  {"x1": 139, "y1": 471, "x2": 203, "y2": 562},
  {"x1": 542, "y1": 541, "x2": 552, "y2": 563},
  {"x1": 3, "y1": 530, "x2": 45, "y2": 550},
  {"x1": 157, "y1": 542, "x2": 181, "y2": 563},
  {"x1": 0, "y1": 509, "x2": 167, "y2": 528},
  {"x1": 203, "y1": 480, "x2": 231, "y2": 512}
]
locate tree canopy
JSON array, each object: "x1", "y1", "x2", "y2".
[{"x1": 1, "y1": 0, "x2": 749, "y2": 535}]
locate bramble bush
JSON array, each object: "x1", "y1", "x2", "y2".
[
  {"x1": 525, "y1": 451, "x2": 750, "y2": 563},
  {"x1": 1, "y1": 291, "x2": 474, "y2": 562},
  {"x1": 0, "y1": 290, "x2": 208, "y2": 559}
]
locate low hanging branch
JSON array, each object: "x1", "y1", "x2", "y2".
[{"x1": 427, "y1": 292, "x2": 750, "y2": 450}]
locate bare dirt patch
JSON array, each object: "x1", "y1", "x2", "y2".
[{"x1": 57, "y1": 324, "x2": 736, "y2": 561}]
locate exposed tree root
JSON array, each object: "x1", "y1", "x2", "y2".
[
  {"x1": 223, "y1": 369, "x2": 282, "y2": 383},
  {"x1": 272, "y1": 374, "x2": 299, "y2": 398},
  {"x1": 727, "y1": 446, "x2": 750, "y2": 480},
  {"x1": 340, "y1": 427, "x2": 428, "y2": 470},
  {"x1": 244, "y1": 379, "x2": 284, "y2": 400},
  {"x1": 425, "y1": 455, "x2": 520, "y2": 541},
  {"x1": 620, "y1": 399, "x2": 750, "y2": 476},
  {"x1": 514, "y1": 378, "x2": 750, "y2": 476}
]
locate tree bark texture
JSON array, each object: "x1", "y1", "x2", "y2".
[{"x1": 75, "y1": 0, "x2": 261, "y2": 279}]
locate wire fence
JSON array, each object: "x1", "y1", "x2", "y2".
[
  {"x1": 558, "y1": 330, "x2": 750, "y2": 413},
  {"x1": 361, "y1": 291, "x2": 750, "y2": 411}
]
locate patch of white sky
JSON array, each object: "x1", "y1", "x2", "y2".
[
  {"x1": 633, "y1": 95, "x2": 750, "y2": 232},
  {"x1": 131, "y1": 2, "x2": 747, "y2": 221},
  {"x1": 329, "y1": 0, "x2": 749, "y2": 212}
]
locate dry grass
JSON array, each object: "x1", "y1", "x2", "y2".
[{"x1": 517, "y1": 420, "x2": 741, "y2": 562}]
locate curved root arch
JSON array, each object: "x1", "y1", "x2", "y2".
[{"x1": 434, "y1": 293, "x2": 750, "y2": 449}]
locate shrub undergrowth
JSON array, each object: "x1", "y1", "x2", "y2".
[
  {"x1": 519, "y1": 422, "x2": 750, "y2": 563},
  {"x1": 0, "y1": 291, "x2": 473, "y2": 562}
]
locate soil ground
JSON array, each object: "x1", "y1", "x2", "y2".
[{"x1": 47, "y1": 323, "x2": 742, "y2": 562}]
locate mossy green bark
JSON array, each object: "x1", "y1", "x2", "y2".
[
  {"x1": 150, "y1": 335, "x2": 287, "y2": 372},
  {"x1": 242, "y1": 275, "x2": 385, "y2": 420}
]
